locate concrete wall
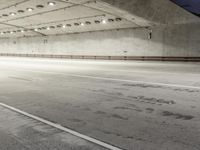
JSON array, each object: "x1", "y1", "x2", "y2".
[{"x1": 0, "y1": 22, "x2": 200, "y2": 57}]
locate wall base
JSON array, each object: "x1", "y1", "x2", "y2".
[{"x1": 1, "y1": 53, "x2": 200, "y2": 62}]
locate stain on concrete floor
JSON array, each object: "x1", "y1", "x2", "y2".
[{"x1": 0, "y1": 106, "x2": 108, "y2": 150}]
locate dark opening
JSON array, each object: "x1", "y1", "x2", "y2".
[{"x1": 171, "y1": 0, "x2": 200, "y2": 17}]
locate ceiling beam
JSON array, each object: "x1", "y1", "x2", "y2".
[
  {"x1": 0, "y1": 14, "x2": 105, "y2": 30},
  {"x1": 0, "y1": 0, "x2": 31, "y2": 11},
  {"x1": 0, "y1": 22, "x2": 47, "y2": 36},
  {"x1": 56, "y1": 0, "x2": 141, "y2": 27},
  {"x1": 23, "y1": 14, "x2": 105, "y2": 27},
  {"x1": 1, "y1": 1, "x2": 95, "y2": 23}
]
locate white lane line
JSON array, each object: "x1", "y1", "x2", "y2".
[
  {"x1": 10, "y1": 68, "x2": 200, "y2": 90},
  {"x1": 0, "y1": 103, "x2": 123, "y2": 150},
  {"x1": 61, "y1": 74, "x2": 200, "y2": 90}
]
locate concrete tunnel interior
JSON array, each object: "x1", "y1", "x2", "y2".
[{"x1": 0, "y1": 0, "x2": 199, "y2": 150}]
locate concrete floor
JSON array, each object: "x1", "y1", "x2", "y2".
[
  {"x1": 0, "y1": 57, "x2": 200, "y2": 150},
  {"x1": 0, "y1": 105, "x2": 107, "y2": 150}
]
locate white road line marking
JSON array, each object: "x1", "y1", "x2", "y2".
[
  {"x1": 62, "y1": 74, "x2": 200, "y2": 90},
  {"x1": 0, "y1": 103, "x2": 123, "y2": 150},
  {"x1": 9, "y1": 68, "x2": 200, "y2": 90}
]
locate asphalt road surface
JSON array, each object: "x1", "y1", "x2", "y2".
[{"x1": 0, "y1": 57, "x2": 199, "y2": 150}]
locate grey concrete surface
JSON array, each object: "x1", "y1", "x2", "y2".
[
  {"x1": 100, "y1": 0, "x2": 200, "y2": 24},
  {"x1": 0, "y1": 105, "x2": 108, "y2": 150},
  {"x1": 1, "y1": 22, "x2": 199, "y2": 57},
  {"x1": 0, "y1": 57, "x2": 200, "y2": 150},
  {"x1": 0, "y1": 0, "x2": 138, "y2": 38},
  {"x1": 1, "y1": 1, "x2": 200, "y2": 58},
  {"x1": 0, "y1": 0, "x2": 200, "y2": 59}
]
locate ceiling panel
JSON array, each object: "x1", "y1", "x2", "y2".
[
  {"x1": 0, "y1": 0, "x2": 73, "y2": 22},
  {"x1": 7, "y1": 5, "x2": 104, "y2": 26},
  {"x1": 0, "y1": 0, "x2": 26, "y2": 9},
  {"x1": 0, "y1": 0, "x2": 143, "y2": 38},
  {"x1": 0, "y1": 24, "x2": 11, "y2": 29},
  {"x1": 29, "y1": 15, "x2": 136, "y2": 35}
]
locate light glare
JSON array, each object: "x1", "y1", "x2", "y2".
[
  {"x1": 102, "y1": 20, "x2": 107, "y2": 24},
  {"x1": 48, "y1": 2, "x2": 56, "y2": 6}
]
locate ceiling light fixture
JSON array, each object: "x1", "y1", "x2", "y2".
[
  {"x1": 34, "y1": 28, "x2": 38, "y2": 31},
  {"x1": 62, "y1": 25, "x2": 66, "y2": 28},
  {"x1": 80, "y1": 23, "x2": 84, "y2": 26},
  {"x1": 94, "y1": 20, "x2": 100, "y2": 24},
  {"x1": 10, "y1": 12, "x2": 16, "y2": 16},
  {"x1": 21, "y1": 30, "x2": 24, "y2": 33},
  {"x1": 74, "y1": 23, "x2": 80, "y2": 26},
  {"x1": 85, "y1": 21, "x2": 91, "y2": 25},
  {"x1": 57, "y1": 24, "x2": 62, "y2": 28},
  {"x1": 41, "y1": 27, "x2": 46, "y2": 30},
  {"x1": 36, "y1": 5, "x2": 44, "y2": 9},
  {"x1": 48, "y1": 2, "x2": 56, "y2": 6},
  {"x1": 102, "y1": 19, "x2": 107, "y2": 24},
  {"x1": 50, "y1": 26, "x2": 55, "y2": 29},
  {"x1": 66, "y1": 24, "x2": 71, "y2": 27},
  {"x1": 2, "y1": 14, "x2": 8, "y2": 17},
  {"x1": 115, "y1": 18, "x2": 122, "y2": 22},
  {"x1": 108, "y1": 18, "x2": 114, "y2": 22},
  {"x1": 47, "y1": 27, "x2": 50, "y2": 30},
  {"x1": 18, "y1": 10, "x2": 25, "y2": 13},
  {"x1": 27, "y1": 8, "x2": 34, "y2": 12}
]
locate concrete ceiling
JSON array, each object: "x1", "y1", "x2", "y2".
[
  {"x1": 101, "y1": 0, "x2": 200, "y2": 25},
  {"x1": 0, "y1": 0, "x2": 149, "y2": 38},
  {"x1": 0, "y1": 0, "x2": 199, "y2": 38}
]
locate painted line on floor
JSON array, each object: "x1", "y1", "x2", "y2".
[
  {"x1": 62, "y1": 74, "x2": 200, "y2": 90},
  {"x1": 0, "y1": 103, "x2": 124, "y2": 150},
  {"x1": 13, "y1": 69, "x2": 200, "y2": 90},
  {"x1": 1, "y1": 67, "x2": 200, "y2": 90}
]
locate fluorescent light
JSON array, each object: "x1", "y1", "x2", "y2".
[
  {"x1": 62, "y1": 25, "x2": 66, "y2": 28},
  {"x1": 27, "y1": 8, "x2": 33, "y2": 11},
  {"x1": 21, "y1": 30, "x2": 24, "y2": 33},
  {"x1": 10, "y1": 12, "x2": 16, "y2": 16},
  {"x1": 80, "y1": 23, "x2": 84, "y2": 26},
  {"x1": 10, "y1": 31, "x2": 13, "y2": 34},
  {"x1": 48, "y1": 2, "x2": 56, "y2": 6},
  {"x1": 34, "y1": 28, "x2": 38, "y2": 31},
  {"x1": 47, "y1": 27, "x2": 50, "y2": 30},
  {"x1": 102, "y1": 20, "x2": 107, "y2": 24}
]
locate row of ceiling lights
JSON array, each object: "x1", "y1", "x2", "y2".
[
  {"x1": 0, "y1": 17, "x2": 122, "y2": 35},
  {"x1": 0, "y1": 2, "x2": 56, "y2": 18}
]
